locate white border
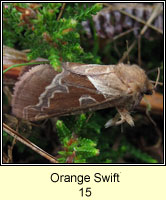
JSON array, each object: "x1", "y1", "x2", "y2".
[{"x1": 1, "y1": 1, "x2": 165, "y2": 166}]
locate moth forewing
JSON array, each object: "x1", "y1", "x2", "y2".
[
  {"x1": 63, "y1": 62, "x2": 129, "y2": 97},
  {"x1": 63, "y1": 62, "x2": 116, "y2": 75}
]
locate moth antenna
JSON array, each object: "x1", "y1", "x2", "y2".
[
  {"x1": 149, "y1": 80, "x2": 163, "y2": 86},
  {"x1": 154, "y1": 67, "x2": 160, "y2": 90}
]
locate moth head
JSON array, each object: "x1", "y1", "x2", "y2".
[
  {"x1": 143, "y1": 79, "x2": 154, "y2": 95},
  {"x1": 115, "y1": 63, "x2": 154, "y2": 96}
]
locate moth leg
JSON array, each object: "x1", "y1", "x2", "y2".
[
  {"x1": 117, "y1": 108, "x2": 135, "y2": 127},
  {"x1": 105, "y1": 113, "x2": 122, "y2": 128},
  {"x1": 105, "y1": 108, "x2": 134, "y2": 128}
]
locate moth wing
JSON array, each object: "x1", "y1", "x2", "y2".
[
  {"x1": 12, "y1": 64, "x2": 109, "y2": 121},
  {"x1": 3, "y1": 45, "x2": 27, "y2": 63},
  {"x1": 12, "y1": 64, "x2": 58, "y2": 120},
  {"x1": 63, "y1": 62, "x2": 116, "y2": 75},
  {"x1": 87, "y1": 73, "x2": 129, "y2": 97},
  {"x1": 3, "y1": 45, "x2": 48, "y2": 84},
  {"x1": 63, "y1": 62, "x2": 129, "y2": 97},
  {"x1": 3, "y1": 45, "x2": 28, "y2": 82}
]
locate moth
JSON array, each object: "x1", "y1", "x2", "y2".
[{"x1": 11, "y1": 61, "x2": 153, "y2": 127}]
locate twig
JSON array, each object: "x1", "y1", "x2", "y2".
[
  {"x1": 138, "y1": 35, "x2": 141, "y2": 66},
  {"x1": 113, "y1": 42, "x2": 121, "y2": 57},
  {"x1": 86, "y1": 113, "x2": 93, "y2": 123},
  {"x1": 118, "y1": 40, "x2": 137, "y2": 63},
  {"x1": 140, "y1": 3, "x2": 163, "y2": 36},
  {"x1": 7, "y1": 138, "x2": 16, "y2": 163},
  {"x1": 150, "y1": 80, "x2": 163, "y2": 86},
  {"x1": 3, "y1": 123, "x2": 58, "y2": 163},
  {"x1": 145, "y1": 110, "x2": 162, "y2": 150},
  {"x1": 57, "y1": 3, "x2": 66, "y2": 21},
  {"x1": 113, "y1": 27, "x2": 140, "y2": 41},
  {"x1": 126, "y1": 40, "x2": 130, "y2": 64},
  {"x1": 147, "y1": 66, "x2": 162, "y2": 74}
]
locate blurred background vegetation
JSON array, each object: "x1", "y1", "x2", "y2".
[{"x1": 3, "y1": 3, "x2": 163, "y2": 164}]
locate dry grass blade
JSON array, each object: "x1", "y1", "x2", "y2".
[{"x1": 3, "y1": 123, "x2": 58, "y2": 163}]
